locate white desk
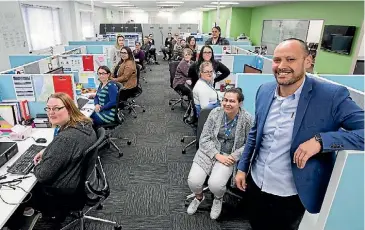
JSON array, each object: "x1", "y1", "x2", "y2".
[
  {"x1": 80, "y1": 101, "x2": 95, "y2": 118},
  {"x1": 0, "y1": 128, "x2": 54, "y2": 228}
]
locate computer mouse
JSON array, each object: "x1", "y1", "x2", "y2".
[{"x1": 35, "y1": 138, "x2": 47, "y2": 143}]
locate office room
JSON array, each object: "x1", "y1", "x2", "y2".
[{"x1": 0, "y1": 0, "x2": 364, "y2": 230}]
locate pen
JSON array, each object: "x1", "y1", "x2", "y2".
[{"x1": 291, "y1": 112, "x2": 294, "y2": 118}]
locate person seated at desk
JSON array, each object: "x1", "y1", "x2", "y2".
[
  {"x1": 133, "y1": 41, "x2": 145, "y2": 69},
  {"x1": 193, "y1": 61, "x2": 221, "y2": 117},
  {"x1": 29, "y1": 92, "x2": 97, "y2": 218},
  {"x1": 173, "y1": 48, "x2": 194, "y2": 101},
  {"x1": 188, "y1": 45, "x2": 230, "y2": 87},
  {"x1": 109, "y1": 35, "x2": 125, "y2": 71},
  {"x1": 205, "y1": 26, "x2": 230, "y2": 45},
  {"x1": 90, "y1": 66, "x2": 118, "y2": 126},
  {"x1": 112, "y1": 46, "x2": 137, "y2": 102},
  {"x1": 187, "y1": 88, "x2": 252, "y2": 219},
  {"x1": 186, "y1": 36, "x2": 197, "y2": 61},
  {"x1": 173, "y1": 38, "x2": 185, "y2": 61}
]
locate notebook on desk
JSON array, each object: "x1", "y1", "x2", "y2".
[{"x1": 77, "y1": 98, "x2": 89, "y2": 109}]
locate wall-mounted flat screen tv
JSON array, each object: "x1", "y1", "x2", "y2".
[{"x1": 320, "y1": 25, "x2": 357, "y2": 55}]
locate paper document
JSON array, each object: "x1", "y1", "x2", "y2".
[
  {"x1": 12, "y1": 75, "x2": 35, "y2": 101},
  {"x1": 32, "y1": 75, "x2": 55, "y2": 101}
]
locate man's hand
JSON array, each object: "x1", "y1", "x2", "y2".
[
  {"x1": 95, "y1": 104, "x2": 101, "y2": 113},
  {"x1": 235, "y1": 170, "x2": 247, "y2": 191},
  {"x1": 294, "y1": 137, "x2": 321, "y2": 169},
  {"x1": 33, "y1": 150, "x2": 44, "y2": 166},
  {"x1": 215, "y1": 154, "x2": 235, "y2": 166}
]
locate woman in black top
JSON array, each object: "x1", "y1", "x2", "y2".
[
  {"x1": 186, "y1": 36, "x2": 197, "y2": 61},
  {"x1": 162, "y1": 32, "x2": 174, "y2": 60},
  {"x1": 188, "y1": 45, "x2": 230, "y2": 87},
  {"x1": 148, "y1": 34, "x2": 158, "y2": 64}
]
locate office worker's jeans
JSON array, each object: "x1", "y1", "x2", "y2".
[
  {"x1": 188, "y1": 162, "x2": 233, "y2": 199},
  {"x1": 246, "y1": 174, "x2": 305, "y2": 230}
]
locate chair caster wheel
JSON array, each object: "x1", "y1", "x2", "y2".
[
  {"x1": 168, "y1": 102, "x2": 172, "y2": 105},
  {"x1": 96, "y1": 204, "x2": 103, "y2": 210},
  {"x1": 143, "y1": 109, "x2": 146, "y2": 112},
  {"x1": 134, "y1": 116, "x2": 137, "y2": 118},
  {"x1": 171, "y1": 107, "x2": 174, "y2": 110},
  {"x1": 114, "y1": 225, "x2": 122, "y2": 230},
  {"x1": 181, "y1": 138, "x2": 184, "y2": 142},
  {"x1": 118, "y1": 152, "x2": 123, "y2": 157},
  {"x1": 182, "y1": 149, "x2": 186, "y2": 154},
  {"x1": 127, "y1": 141, "x2": 132, "y2": 145}
]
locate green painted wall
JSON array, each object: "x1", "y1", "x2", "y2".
[
  {"x1": 250, "y1": 1, "x2": 364, "y2": 74},
  {"x1": 230, "y1": 7, "x2": 252, "y2": 38},
  {"x1": 201, "y1": 8, "x2": 232, "y2": 37}
]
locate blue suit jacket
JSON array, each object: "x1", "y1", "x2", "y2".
[{"x1": 238, "y1": 76, "x2": 364, "y2": 213}]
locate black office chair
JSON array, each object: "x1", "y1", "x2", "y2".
[
  {"x1": 168, "y1": 61, "x2": 187, "y2": 110},
  {"x1": 121, "y1": 65, "x2": 146, "y2": 118},
  {"x1": 181, "y1": 100, "x2": 199, "y2": 154},
  {"x1": 59, "y1": 127, "x2": 122, "y2": 230},
  {"x1": 99, "y1": 82, "x2": 131, "y2": 157}
]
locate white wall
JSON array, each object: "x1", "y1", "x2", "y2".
[
  {"x1": 358, "y1": 34, "x2": 364, "y2": 60},
  {"x1": 306, "y1": 20, "x2": 324, "y2": 43}
]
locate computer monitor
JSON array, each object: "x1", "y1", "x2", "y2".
[
  {"x1": 46, "y1": 67, "x2": 64, "y2": 74},
  {"x1": 244, "y1": 64, "x2": 262, "y2": 74}
]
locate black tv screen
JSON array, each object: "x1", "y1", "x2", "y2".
[{"x1": 320, "y1": 25, "x2": 357, "y2": 55}]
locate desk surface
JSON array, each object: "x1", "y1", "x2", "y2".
[
  {"x1": 0, "y1": 128, "x2": 54, "y2": 228},
  {"x1": 80, "y1": 100, "x2": 95, "y2": 117}
]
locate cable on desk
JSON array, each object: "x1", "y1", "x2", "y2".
[{"x1": 0, "y1": 182, "x2": 32, "y2": 205}]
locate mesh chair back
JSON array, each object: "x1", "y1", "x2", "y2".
[{"x1": 196, "y1": 108, "x2": 213, "y2": 146}]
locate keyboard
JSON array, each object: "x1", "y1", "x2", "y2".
[
  {"x1": 7, "y1": 144, "x2": 46, "y2": 175},
  {"x1": 77, "y1": 98, "x2": 90, "y2": 109}
]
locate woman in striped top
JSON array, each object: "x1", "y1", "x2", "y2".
[{"x1": 91, "y1": 66, "x2": 118, "y2": 126}]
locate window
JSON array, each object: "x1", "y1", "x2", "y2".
[
  {"x1": 21, "y1": 5, "x2": 62, "y2": 51},
  {"x1": 80, "y1": 11, "x2": 94, "y2": 39}
]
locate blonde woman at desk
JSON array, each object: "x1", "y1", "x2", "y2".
[
  {"x1": 187, "y1": 87, "x2": 252, "y2": 219},
  {"x1": 109, "y1": 35, "x2": 125, "y2": 70},
  {"x1": 193, "y1": 61, "x2": 220, "y2": 117},
  {"x1": 90, "y1": 66, "x2": 118, "y2": 126},
  {"x1": 22, "y1": 93, "x2": 96, "y2": 221}
]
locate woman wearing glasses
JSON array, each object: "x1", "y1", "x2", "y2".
[
  {"x1": 187, "y1": 87, "x2": 252, "y2": 220},
  {"x1": 188, "y1": 45, "x2": 230, "y2": 87},
  {"x1": 192, "y1": 61, "x2": 221, "y2": 117},
  {"x1": 91, "y1": 66, "x2": 118, "y2": 126},
  {"x1": 28, "y1": 92, "x2": 97, "y2": 220}
]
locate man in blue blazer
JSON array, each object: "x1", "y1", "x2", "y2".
[{"x1": 235, "y1": 38, "x2": 364, "y2": 230}]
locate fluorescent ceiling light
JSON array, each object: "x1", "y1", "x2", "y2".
[
  {"x1": 157, "y1": 4, "x2": 181, "y2": 7},
  {"x1": 157, "y1": 1, "x2": 184, "y2": 3},
  {"x1": 103, "y1": 1, "x2": 129, "y2": 3},
  {"x1": 129, "y1": 9, "x2": 145, "y2": 13},
  {"x1": 119, "y1": 6, "x2": 136, "y2": 8},
  {"x1": 113, "y1": 4, "x2": 134, "y2": 7},
  {"x1": 204, "y1": 5, "x2": 217, "y2": 8},
  {"x1": 211, "y1": 1, "x2": 239, "y2": 4}
]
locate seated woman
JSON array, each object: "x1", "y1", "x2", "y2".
[
  {"x1": 187, "y1": 88, "x2": 252, "y2": 220},
  {"x1": 205, "y1": 26, "x2": 230, "y2": 45},
  {"x1": 173, "y1": 38, "x2": 185, "y2": 61},
  {"x1": 185, "y1": 36, "x2": 197, "y2": 61},
  {"x1": 188, "y1": 45, "x2": 230, "y2": 87},
  {"x1": 173, "y1": 48, "x2": 194, "y2": 101},
  {"x1": 193, "y1": 61, "x2": 220, "y2": 117},
  {"x1": 112, "y1": 46, "x2": 137, "y2": 102},
  {"x1": 91, "y1": 66, "x2": 118, "y2": 126},
  {"x1": 31, "y1": 92, "x2": 97, "y2": 217},
  {"x1": 133, "y1": 41, "x2": 145, "y2": 69}
]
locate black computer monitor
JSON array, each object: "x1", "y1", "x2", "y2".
[
  {"x1": 244, "y1": 64, "x2": 262, "y2": 74},
  {"x1": 46, "y1": 67, "x2": 64, "y2": 74}
]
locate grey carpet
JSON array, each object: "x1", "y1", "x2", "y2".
[{"x1": 33, "y1": 58, "x2": 251, "y2": 230}]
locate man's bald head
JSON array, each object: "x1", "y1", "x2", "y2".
[{"x1": 280, "y1": 38, "x2": 309, "y2": 57}]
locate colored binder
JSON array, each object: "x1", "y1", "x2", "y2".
[
  {"x1": 53, "y1": 75, "x2": 74, "y2": 99},
  {"x1": 82, "y1": 55, "x2": 94, "y2": 71}
]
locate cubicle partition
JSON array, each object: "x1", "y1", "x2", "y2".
[
  {"x1": 318, "y1": 74, "x2": 364, "y2": 92},
  {"x1": 8, "y1": 55, "x2": 49, "y2": 69}
]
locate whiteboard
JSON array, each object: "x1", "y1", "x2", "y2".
[{"x1": 261, "y1": 20, "x2": 310, "y2": 55}]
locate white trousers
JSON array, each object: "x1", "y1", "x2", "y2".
[{"x1": 187, "y1": 162, "x2": 233, "y2": 199}]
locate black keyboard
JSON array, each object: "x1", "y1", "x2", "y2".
[{"x1": 7, "y1": 144, "x2": 46, "y2": 175}]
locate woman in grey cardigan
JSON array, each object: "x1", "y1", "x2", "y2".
[{"x1": 187, "y1": 88, "x2": 253, "y2": 219}]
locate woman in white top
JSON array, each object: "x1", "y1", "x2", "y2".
[
  {"x1": 109, "y1": 35, "x2": 124, "y2": 69},
  {"x1": 193, "y1": 61, "x2": 220, "y2": 117}
]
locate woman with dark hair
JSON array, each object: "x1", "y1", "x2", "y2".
[
  {"x1": 133, "y1": 41, "x2": 145, "y2": 68},
  {"x1": 187, "y1": 87, "x2": 252, "y2": 220},
  {"x1": 113, "y1": 46, "x2": 137, "y2": 90},
  {"x1": 162, "y1": 32, "x2": 174, "y2": 60},
  {"x1": 188, "y1": 45, "x2": 230, "y2": 87},
  {"x1": 205, "y1": 26, "x2": 230, "y2": 45},
  {"x1": 91, "y1": 66, "x2": 118, "y2": 126},
  {"x1": 148, "y1": 34, "x2": 159, "y2": 64},
  {"x1": 186, "y1": 36, "x2": 197, "y2": 61}
]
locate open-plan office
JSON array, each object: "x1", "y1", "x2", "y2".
[{"x1": 0, "y1": 1, "x2": 364, "y2": 230}]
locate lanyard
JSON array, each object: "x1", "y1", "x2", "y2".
[
  {"x1": 201, "y1": 79, "x2": 219, "y2": 101},
  {"x1": 224, "y1": 114, "x2": 238, "y2": 137},
  {"x1": 54, "y1": 126, "x2": 60, "y2": 137}
]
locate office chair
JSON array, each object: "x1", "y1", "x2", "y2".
[
  {"x1": 168, "y1": 61, "x2": 187, "y2": 110},
  {"x1": 181, "y1": 100, "x2": 199, "y2": 154},
  {"x1": 120, "y1": 65, "x2": 146, "y2": 118},
  {"x1": 99, "y1": 82, "x2": 132, "y2": 157},
  {"x1": 59, "y1": 127, "x2": 122, "y2": 230}
]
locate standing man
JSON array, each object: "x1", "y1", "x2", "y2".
[{"x1": 235, "y1": 38, "x2": 364, "y2": 230}]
